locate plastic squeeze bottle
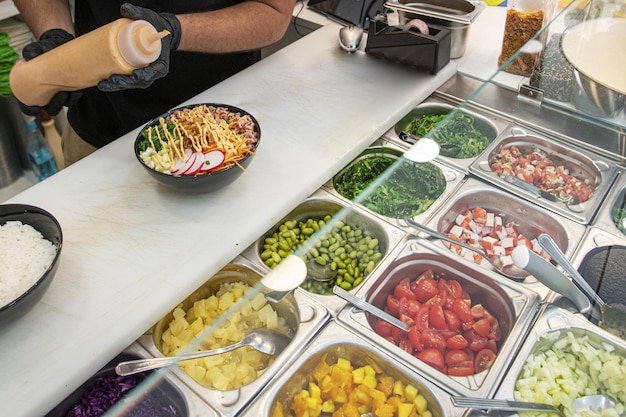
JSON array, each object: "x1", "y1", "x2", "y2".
[{"x1": 9, "y1": 18, "x2": 169, "y2": 107}]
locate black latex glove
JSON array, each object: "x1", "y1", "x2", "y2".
[
  {"x1": 97, "y1": 3, "x2": 181, "y2": 92},
  {"x1": 19, "y1": 29, "x2": 82, "y2": 116}
]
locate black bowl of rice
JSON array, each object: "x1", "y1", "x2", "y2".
[
  {"x1": 134, "y1": 103, "x2": 261, "y2": 194},
  {"x1": 0, "y1": 204, "x2": 62, "y2": 327}
]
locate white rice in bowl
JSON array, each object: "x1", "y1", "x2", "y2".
[{"x1": 0, "y1": 220, "x2": 57, "y2": 308}]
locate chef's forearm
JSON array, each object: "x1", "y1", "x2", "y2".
[
  {"x1": 176, "y1": 0, "x2": 296, "y2": 53},
  {"x1": 13, "y1": 0, "x2": 75, "y2": 38}
]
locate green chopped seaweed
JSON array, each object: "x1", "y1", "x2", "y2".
[
  {"x1": 334, "y1": 154, "x2": 446, "y2": 218},
  {"x1": 406, "y1": 112, "x2": 493, "y2": 158},
  {"x1": 612, "y1": 207, "x2": 626, "y2": 236},
  {"x1": 137, "y1": 122, "x2": 179, "y2": 152}
]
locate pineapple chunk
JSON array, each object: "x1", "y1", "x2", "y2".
[
  {"x1": 321, "y1": 400, "x2": 335, "y2": 413},
  {"x1": 352, "y1": 366, "x2": 365, "y2": 384},
  {"x1": 336, "y1": 357, "x2": 353, "y2": 371},
  {"x1": 414, "y1": 394, "x2": 428, "y2": 414},
  {"x1": 398, "y1": 402, "x2": 415, "y2": 417},
  {"x1": 393, "y1": 380, "x2": 405, "y2": 396},
  {"x1": 361, "y1": 374, "x2": 377, "y2": 389},
  {"x1": 404, "y1": 384, "x2": 419, "y2": 402}
]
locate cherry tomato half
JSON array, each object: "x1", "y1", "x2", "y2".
[
  {"x1": 417, "y1": 348, "x2": 445, "y2": 372},
  {"x1": 474, "y1": 348, "x2": 496, "y2": 373}
]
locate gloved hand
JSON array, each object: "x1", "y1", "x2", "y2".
[
  {"x1": 19, "y1": 29, "x2": 82, "y2": 116},
  {"x1": 97, "y1": 3, "x2": 181, "y2": 92}
]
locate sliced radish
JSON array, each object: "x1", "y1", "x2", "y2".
[
  {"x1": 176, "y1": 153, "x2": 196, "y2": 176},
  {"x1": 201, "y1": 150, "x2": 226, "y2": 172},
  {"x1": 183, "y1": 152, "x2": 206, "y2": 176},
  {"x1": 171, "y1": 148, "x2": 193, "y2": 176}
]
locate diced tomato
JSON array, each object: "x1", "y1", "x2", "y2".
[
  {"x1": 486, "y1": 339, "x2": 498, "y2": 354},
  {"x1": 474, "y1": 349, "x2": 496, "y2": 373},
  {"x1": 444, "y1": 310, "x2": 461, "y2": 332},
  {"x1": 386, "y1": 295, "x2": 400, "y2": 316},
  {"x1": 469, "y1": 335, "x2": 488, "y2": 352},
  {"x1": 487, "y1": 318, "x2": 501, "y2": 341},
  {"x1": 452, "y1": 298, "x2": 473, "y2": 322},
  {"x1": 471, "y1": 304, "x2": 485, "y2": 319},
  {"x1": 445, "y1": 349, "x2": 469, "y2": 365},
  {"x1": 374, "y1": 320, "x2": 394, "y2": 338},
  {"x1": 447, "y1": 362, "x2": 475, "y2": 376},
  {"x1": 394, "y1": 277, "x2": 416, "y2": 301},
  {"x1": 399, "y1": 313, "x2": 415, "y2": 328},
  {"x1": 414, "y1": 276, "x2": 438, "y2": 303},
  {"x1": 415, "y1": 306, "x2": 430, "y2": 331},
  {"x1": 429, "y1": 304, "x2": 448, "y2": 330},
  {"x1": 398, "y1": 336, "x2": 413, "y2": 354},
  {"x1": 408, "y1": 326, "x2": 423, "y2": 351},
  {"x1": 472, "y1": 318, "x2": 491, "y2": 337},
  {"x1": 417, "y1": 348, "x2": 445, "y2": 372},
  {"x1": 446, "y1": 334, "x2": 469, "y2": 350},
  {"x1": 420, "y1": 328, "x2": 446, "y2": 351},
  {"x1": 438, "y1": 279, "x2": 463, "y2": 299}
]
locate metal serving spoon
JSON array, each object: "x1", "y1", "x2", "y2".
[
  {"x1": 405, "y1": 218, "x2": 528, "y2": 281},
  {"x1": 306, "y1": 258, "x2": 337, "y2": 282},
  {"x1": 115, "y1": 329, "x2": 291, "y2": 376},
  {"x1": 452, "y1": 395, "x2": 622, "y2": 416},
  {"x1": 333, "y1": 286, "x2": 410, "y2": 332}
]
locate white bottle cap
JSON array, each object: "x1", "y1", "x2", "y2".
[{"x1": 117, "y1": 19, "x2": 164, "y2": 67}]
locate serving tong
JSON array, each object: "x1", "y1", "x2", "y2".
[{"x1": 504, "y1": 174, "x2": 574, "y2": 204}]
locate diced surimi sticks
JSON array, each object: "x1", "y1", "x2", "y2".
[
  {"x1": 500, "y1": 237, "x2": 515, "y2": 249},
  {"x1": 455, "y1": 214, "x2": 467, "y2": 226},
  {"x1": 448, "y1": 225, "x2": 464, "y2": 239},
  {"x1": 486, "y1": 212, "x2": 495, "y2": 227},
  {"x1": 468, "y1": 232, "x2": 480, "y2": 245},
  {"x1": 499, "y1": 255, "x2": 514, "y2": 268},
  {"x1": 482, "y1": 236, "x2": 498, "y2": 251},
  {"x1": 468, "y1": 219, "x2": 479, "y2": 233},
  {"x1": 493, "y1": 245, "x2": 506, "y2": 256},
  {"x1": 494, "y1": 216, "x2": 503, "y2": 231}
]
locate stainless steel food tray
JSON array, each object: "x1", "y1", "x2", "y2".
[
  {"x1": 420, "y1": 177, "x2": 587, "y2": 299},
  {"x1": 494, "y1": 303, "x2": 626, "y2": 408},
  {"x1": 590, "y1": 168, "x2": 626, "y2": 238},
  {"x1": 137, "y1": 258, "x2": 330, "y2": 417},
  {"x1": 336, "y1": 237, "x2": 541, "y2": 399},
  {"x1": 239, "y1": 320, "x2": 465, "y2": 417},
  {"x1": 46, "y1": 342, "x2": 218, "y2": 417},
  {"x1": 469, "y1": 125, "x2": 619, "y2": 224},
  {"x1": 241, "y1": 188, "x2": 408, "y2": 315},
  {"x1": 322, "y1": 137, "x2": 466, "y2": 230},
  {"x1": 383, "y1": 98, "x2": 509, "y2": 173},
  {"x1": 561, "y1": 225, "x2": 626, "y2": 313}
]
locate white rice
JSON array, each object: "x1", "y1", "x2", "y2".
[{"x1": 0, "y1": 220, "x2": 57, "y2": 308}]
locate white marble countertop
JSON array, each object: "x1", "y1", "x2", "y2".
[{"x1": 0, "y1": 19, "x2": 459, "y2": 416}]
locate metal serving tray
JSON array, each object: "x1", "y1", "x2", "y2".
[
  {"x1": 590, "y1": 168, "x2": 626, "y2": 238},
  {"x1": 322, "y1": 138, "x2": 465, "y2": 230},
  {"x1": 494, "y1": 304, "x2": 625, "y2": 410},
  {"x1": 240, "y1": 319, "x2": 465, "y2": 417},
  {"x1": 241, "y1": 188, "x2": 407, "y2": 315},
  {"x1": 383, "y1": 99, "x2": 509, "y2": 173},
  {"x1": 46, "y1": 342, "x2": 218, "y2": 417},
  {"x1": 336, "y1": 238, "x2": 541, "y2": 399},
  {"x1": 138, "y1": 259, "x2": 330, "y2": 417},
  {"x1": 563, "y1": 226, "x2": 626, "y2": 311},
  {"x1": 469, "y1": 125, "x2": 619, "y2": 224},
  {"x1": 420, "y1": 177, "x2": 587, "y2": 299}
]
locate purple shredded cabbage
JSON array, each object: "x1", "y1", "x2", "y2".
[{"x1": 64, "y1": 374, "x2": 179, "y2": 417}]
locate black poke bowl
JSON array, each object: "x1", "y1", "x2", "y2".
[
  {"x1": 0, "y1": 204, "x2": 63, "y2": 327},
  {"x1": 134, "y1": 103, "x2": 261, "y2": 194}
]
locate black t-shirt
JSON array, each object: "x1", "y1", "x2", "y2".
[{"x1": 68, "y1": 1, "x2": 261, "y2": 148}]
